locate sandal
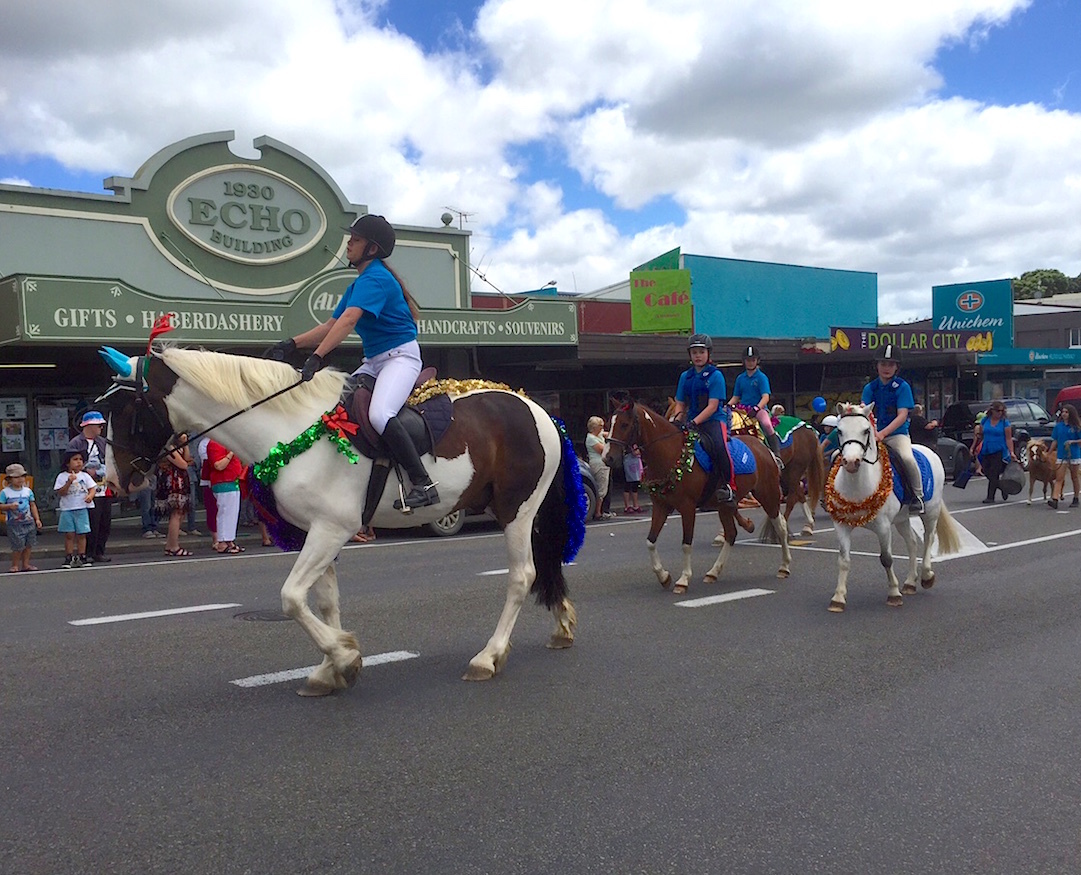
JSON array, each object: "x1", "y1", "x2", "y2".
[
  {"x1": 21, "y1": 565, "x2": 39, "y2": 572},
  {"x1": 216, "y1": 543, "x2": 243, "y2": 554},
  {"x1": 261, "y1": 539, "x2": 274, "y2": 547},
  {"x1": 7, "y1": 567, "x2": 18, "y2": 574},
  {"x1": 164, "y1": 548, "x2": 194, "y2": 557}
]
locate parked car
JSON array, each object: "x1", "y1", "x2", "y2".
[
  {"x1": 427, "y1": 456, "x2": 598, "y2": 536},
  {"x1": 1052, "y1": 385, "x2": 1081, "y2": 413}
]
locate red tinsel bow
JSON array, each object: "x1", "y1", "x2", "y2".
[
  {"x1": 321, "y1": 405, "x2": 359, "y2": 440},
  {"x1": 147, "y1": 313, "x2": 176, "y2": 353}
]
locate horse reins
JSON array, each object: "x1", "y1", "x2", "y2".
[{"x1": 838, "y1": 411, "x2": 880, "y2": 464}]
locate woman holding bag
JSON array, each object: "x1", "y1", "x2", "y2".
[{"x1": 974, "y1": 400, "x2": 1014, "y2": 504}]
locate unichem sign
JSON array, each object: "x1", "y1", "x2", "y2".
[
  {"x1": 931, "y1": 279, "x2": 1014, "y2": 348},
  {"x1": 168, "y1": 166, "x2": 327, "y2": 265}
]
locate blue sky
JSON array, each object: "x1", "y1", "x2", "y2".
[{"x1": 1, "y1": 0, "x2": 1079, "y2": 320}]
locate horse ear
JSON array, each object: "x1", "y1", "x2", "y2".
[
  {"x1": 864, "y1": 401, "x2": 875, "y2": 415},
  {"x1": 834, "y1": 402, "x2": 846, "y2": 416}
]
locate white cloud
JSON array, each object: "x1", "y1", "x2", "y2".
[{"x1": 0, "y1": 0, "x2": 1076, "y2": 324}]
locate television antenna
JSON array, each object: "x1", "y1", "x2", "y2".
[{"x1": 442, "y1": 206, "x2": 476, "y2": 229}]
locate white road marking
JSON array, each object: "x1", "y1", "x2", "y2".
[
  {"x1": 69, "y1": 603, "x2": 242, "y2": 626},
  {"x1": 230, "y1": 650, "x2": 420, "y2": 687},
  {"x1": 934, "y1": 526, "x2": 1081, "y2": 563},
  {"x1": 676, "y1": 588, "x2": 774, "y2": 608},
  {"x1": 477, "y1": 561, "x2": 577, "y2": 577}
]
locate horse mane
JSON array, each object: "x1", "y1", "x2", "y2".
[{"x1": 159, "y1": 347, "x2": 345, "y2": 415}]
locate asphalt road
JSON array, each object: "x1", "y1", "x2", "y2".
[{"x1": 3, "y1": 483, "x2": 1081, "y2": 875}]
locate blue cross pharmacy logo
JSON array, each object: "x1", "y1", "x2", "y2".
[{"x1": 957, "y1": 290, "x2": 984, "y2": 312}]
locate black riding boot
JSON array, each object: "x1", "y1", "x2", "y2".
[
  {"x1": 766, "y1": 431, "x2": 784, "y2": 468},
  {"x1": 381, "y1": 416, "x2": 440, "y2": 510}
]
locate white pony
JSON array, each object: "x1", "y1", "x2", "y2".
[
  {"x1": 100, "y1": 347, "x2": 584, "y2": 695},
  {"x1": 825, "y1": 402, "x2": 962, "y2": 612}
]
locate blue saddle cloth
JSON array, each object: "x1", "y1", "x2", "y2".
[
  {"x1": 694, "y1": 437, "x2": 757, "y2": 475},
  {"x1": 889, "y1": 447, "x2": 935, "y2": 504}
]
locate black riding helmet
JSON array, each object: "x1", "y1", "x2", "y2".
[
  {"x1": 687, "y1": 333, "x2": 713, "y2": 351},
  {"x1": 343, "y1": 214, "x2": 396, "y2": 259},
  {"x1": 876, "y1": 343, "x2": 900, "y2": 364}
]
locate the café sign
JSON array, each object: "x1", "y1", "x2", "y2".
[
  {"x1": 167, "y1": 166, "x2": 327, "y2": 265},
  {"x1": 629, "y1": 268, "x2": 692, "y2": 333},
  {"x1": 830, "y1": 326, "x2": 992, "y2": 355}
]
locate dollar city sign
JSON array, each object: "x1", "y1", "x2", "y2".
[
  {"x1": 829, "y1": 326, "x2": 992, "y2": 356},
  {"x1": 629, "y1": 269, "x2": 692, "y2": 333}
]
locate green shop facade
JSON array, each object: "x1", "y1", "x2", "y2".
[{"x1": 0, "y1": 132, "x2": 578, "y2": 518}]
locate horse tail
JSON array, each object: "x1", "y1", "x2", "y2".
[
  {"x1": 805, "y1": 428, "x2": 826, "y2": 508},
  {"x1": 530, "y1": 419, "x2": 587, "y2": 610},
  {"x1": 934, "y1": 503, "x2": 963, "y2": 555}
]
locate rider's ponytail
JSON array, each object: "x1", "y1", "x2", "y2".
[{"x1": 383, "y1": 262, "x2": 420, "y2": 322}]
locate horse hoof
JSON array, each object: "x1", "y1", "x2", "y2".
[
  {"x1": 711, "y1": 535, "x2": 724, "y2": 547},
  {"x1": 887, "y1": 595, "x2": 903, "y2": 607},
  {"x1": 672, "y1": 583, "x2": 688, "y2": 595},
  {"x1": 660, "y1": 572, "x2": 673, "y2": 590},
  {"x1": 801, "y1": 527, "x2": 814, "y2": 537},
  {"x1": 901, "y1": 583, "x2": 917, "y2": 596},
  {"x1": 921, "y1": 572, "x2": 936, "y2": 589},
  {"x1": 738, "y1": 518, "x2": 755, "y2": 533},
  {"x1": 828, "y1": 601, "x2": 846, "y2": 613},
  {"x1": 702, "y1": 574, "x2": 717, "y2": 584},
  {"x1": 462, "y1": 662, "x2": 496, "y2": 681},
  {"x1": 776, "y1": 567, "x2": 790, "y2": 579},
  {"x1": 296, "y1": 679, "x2": 336, "y2": 697},
  {"x1": 546, "y1": 634, "x2": 574, "y2": 650},
  {"x1": 338, "y1": 654, "x2": 362, "y2": 688}
]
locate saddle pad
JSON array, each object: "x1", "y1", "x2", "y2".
[
  {"x1": 890, "y1": 447, "x2": 935, "y2": 504},
  {"x1": 694, "y1": 437, "x2": 756, "y2": 476}
]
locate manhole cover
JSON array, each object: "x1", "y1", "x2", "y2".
[{"x1": 234, "y1": 610, "x2": 292, "y2": 622}]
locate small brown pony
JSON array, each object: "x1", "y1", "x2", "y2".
[
  {"x1": 609, "y1": 401, "x2": 792, "y2": 595},
  {"x1": 1025, "y1": 439, "x2": 1055, "y2": 504}
]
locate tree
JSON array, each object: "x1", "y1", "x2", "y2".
[{"x1": 1013, "y1": 269, "x2": 1070, "y2": 300}]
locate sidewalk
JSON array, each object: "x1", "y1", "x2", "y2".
[{"x1": 13, "y1": 512, "x2": 271, "y2": 564}]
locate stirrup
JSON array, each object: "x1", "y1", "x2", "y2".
[
  {"x1": 717, "y1": 484, "x2": 736, "y2": 505},
  {"x1": 394, "y1": 481, "x2": 440, "y2": 511},
  {"x1": 909, "y1": 495, "x2": 925, "y2": 514}
]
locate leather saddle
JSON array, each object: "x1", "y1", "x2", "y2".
[{"x1": 339, "y1": 366, "x2": 453, "y2": 460}]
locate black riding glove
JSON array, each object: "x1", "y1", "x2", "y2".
[
  {"x1": 266, "y1": 338, "x2": 296, "y2": 361},
  {"x1": 300, "y1": 354, "x2": 325, "y2": 382}
]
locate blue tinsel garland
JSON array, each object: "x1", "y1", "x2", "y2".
[
  {"x1": 247, "y1": 467, "x2": 308, "y2": 552},
  {"x1": 554, "y1": 417, "x2": 587, "y2": 563}
]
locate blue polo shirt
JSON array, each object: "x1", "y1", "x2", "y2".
[
  {"x1": 676, "y1": 365, "x2": 728, "y2": 424},
  {"x1": 333, "y1": 259, "x2": 417, "y2": 357},
  {"x1": 861, "y1": 376, "x2": 914, "y2": 436},
  {"x1": 732, "y1": 369, "x2": 771, "y2": 406}
]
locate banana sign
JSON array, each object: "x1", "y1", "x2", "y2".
[{"x1": 829, "y1": 326, "x2": 992, "y2": 355}]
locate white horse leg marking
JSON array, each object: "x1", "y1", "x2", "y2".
[
  {"x1": 671, "y1": 543, "x2": 694, "y2": 594},
  {"x1": 896, "y1": 514, "x2": 919, "y2": 595},
  {"x1": 547, "y1": 598, "x2": 578, "y2": 649},
  {"x1": 772, "y1": 513, "x2": 792, "y2": 578},
  {"x1": 704, "y1": 537, "x2": 731, "y2": 583},
  {"x1": 873, "y1": 519, "x2": 903, "y2": 606},
  {"x1": 920, "y1": 505, "x2": 939, "y2": 585},
  {"x1": 830, "y1": 525, "x2": 853, "y2": 611},
  {"x1": 279, "y1": 524, "x2": 361, "y2": 694},
  {"x1": 464, "y1": 516, "x2": 535, "y2": 681},
  {"x1": 800, "y1": 500, "x2": 815, "y2": 536},
  {"x1": 306, "y1": 564, "x2": 350, "y2": 690},
  {"x1": 647, "y1": 539, "x2": 671, "y2": 589}
]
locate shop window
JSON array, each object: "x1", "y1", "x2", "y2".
[{"x1": 1070, "y1": 327, "x2": 1081, "y2": 349}]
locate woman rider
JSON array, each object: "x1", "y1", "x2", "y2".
[
  {"x1": 268, "y1": 214, "x2": 438, "y2": 511},
  {"x1": 670, "y1": 334, "x2": 735, "y2": 504}
]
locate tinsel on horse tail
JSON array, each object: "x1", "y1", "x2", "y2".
[{"x1": 553, "y1": 417, "x2": 587, "y2": 563}]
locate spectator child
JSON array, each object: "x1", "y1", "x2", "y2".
[
  {"x1": 54, "y1": 451, "x2": 97, "y2": 569},
  {"x1": 1, "y1": 463, "x2": 43, "y2": 572}
]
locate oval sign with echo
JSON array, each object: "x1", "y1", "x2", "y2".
[{"x1": 168, "y1": 165, "x2": 327, "y2": 265}]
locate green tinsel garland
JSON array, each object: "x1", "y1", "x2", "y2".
[
  {"x1": 646, "y1": 428, "x2": 698, "y2": 496},
  {"x1": 252, "y1": 415, "x2": 360, "y2": 485}
]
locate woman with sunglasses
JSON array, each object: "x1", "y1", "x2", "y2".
[{"x1": 973, "y1": 401, "x2": 1014, "y2": 504}]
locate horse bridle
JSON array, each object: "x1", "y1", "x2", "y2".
[
  {"x1": 97, "y1": 352, "x2": 303, "y2": 479},
  {"x1": 606, "y1": 404, "x2": 686, "y2": 453},
  {"x1": 838, "y1": 411, "x2": 880, "y2": 464}
]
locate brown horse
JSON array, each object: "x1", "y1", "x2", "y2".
[
  {"x1": 728, "y1": 409, "x2": 826, "y2": 537},
  {"x1": 609, "y1": 401, "x2": 791, "y2": 594},
  {"x1": 1025, "y1": 438, "x2": 1055, "y2": 504}
]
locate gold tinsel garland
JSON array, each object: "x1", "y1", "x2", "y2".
[
  {"x1": 407, "y1": 378, "x2": 525, "y2": 406},
  {"x1": 824, "y1": 442, "x2": 894, "y2": 527}
]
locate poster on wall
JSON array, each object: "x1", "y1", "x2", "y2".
[
  {"x1": 0, "y1": 397, "x2": 28, "y2": 419},
  {"x1": 37, "y1": 405, "x2": 70, "y2": 430},
  {"x1": 2, "y1": 420, "x2": 25, "y2": 452}
]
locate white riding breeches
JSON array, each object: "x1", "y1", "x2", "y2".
[
  {"x1": 884, "y1": 433, "x2": 923, "y2": 499},
  {"x1": 355, "y1": 340, "x2": 423, "y2": 434}
]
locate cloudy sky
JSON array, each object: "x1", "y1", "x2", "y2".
[{"x1": 1, "y1": 0, "x2": 1079, "y2": 322}]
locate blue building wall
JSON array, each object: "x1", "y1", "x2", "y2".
[{"x1": 684, "y1": 254, "x2": 877, "y2": 339}]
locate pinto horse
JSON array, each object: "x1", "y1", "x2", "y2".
[
  {"x1": 826, "y1": 402, "x2": 962, "y2": 612},
  {"x1": 609, "y1": 402, "x2": 791, "y2": 594},
  {"x1": 99, "y1": 346, "x2": 584, "y2": 695}
]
